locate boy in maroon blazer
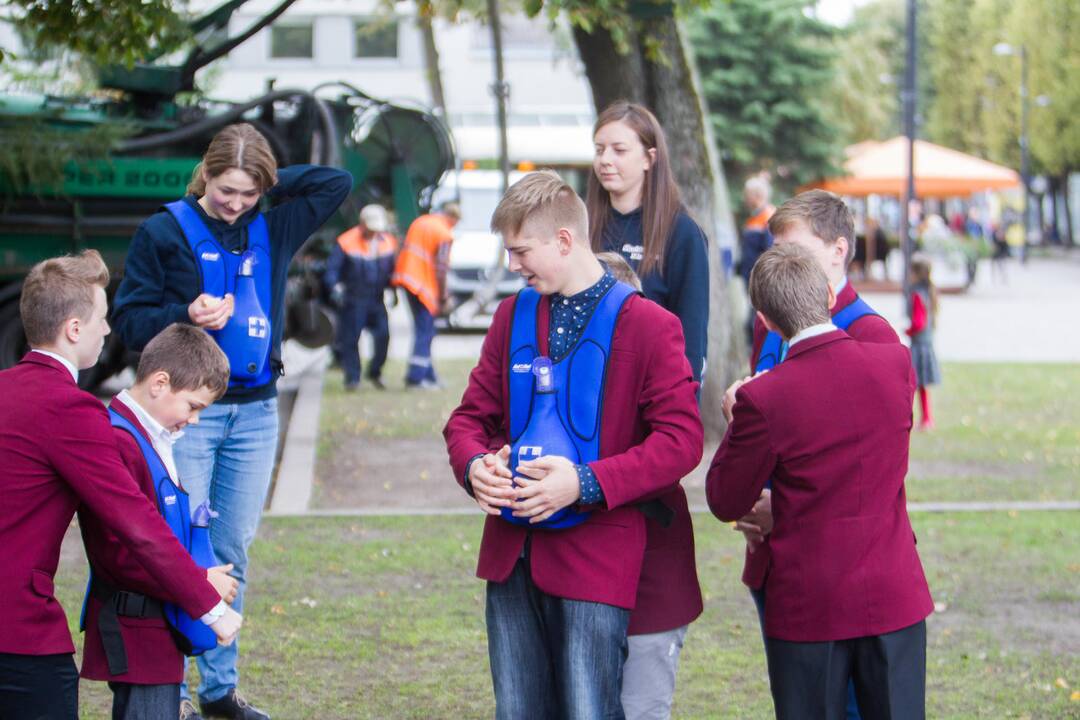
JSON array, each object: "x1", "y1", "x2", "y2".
[
  {"x1": 707, "y1": 244, "x2": 933, "y2": 719},
  {"x1": 79, "y1": 323, "x2": 238, "y2": 720},
  {"x1": 737, "y1": 191, "x2": 902, "y2": 719},
  {"x1": 444, "y1": 171, "x2": 703, "y2": 719},
  {"x1": 0, "y1": 251, "x2": 241, "y2": 720}
]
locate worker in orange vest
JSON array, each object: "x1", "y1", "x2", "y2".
[
  {"x1": 392, "y1": 202, "x2": 461, "y2": 388},
  {"x1": 325, "y1": 204, "x2": 398, "y2": 390}
]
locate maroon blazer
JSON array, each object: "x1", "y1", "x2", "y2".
[
  {"x1": 743, "y1": 282, "x2": 900, "y2": 589},
  {"x1": 444, "y1": 292, "x2": 704, "y2": 610},
  {"x1": 79, "y1": 397, "x2": 186, "y2": 683},
  {"x1": 708, "y1": 331, "x2": 933, "y2": 642},
  {"x1": 628, "y1": 485, "x2": 703, "y2": 634},
  {"x1": 0, "y1": 354, "x2": 220, "y2": 657}
]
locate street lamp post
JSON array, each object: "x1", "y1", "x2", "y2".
[{"x1": 993, "y1": 42, "x2": 1030, "y2": 261}]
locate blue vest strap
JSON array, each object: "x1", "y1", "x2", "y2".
[{"x1": 832, "y1": 295, "x2": 877, "y2": 331}]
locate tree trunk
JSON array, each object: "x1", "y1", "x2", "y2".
[
  {"x1": 572, "y1": 16, "x2": 744, "y2": 441},
  {"x1": 417, "y1": 1, "x2": 447, "y2": 114},
  {"x1": 1062, "y1": 173, "x2": 1075, "y2": 247}
]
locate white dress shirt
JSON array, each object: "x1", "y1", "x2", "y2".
[{"x1": 31, "y1": 349, "x2": 78, "y2": 382}]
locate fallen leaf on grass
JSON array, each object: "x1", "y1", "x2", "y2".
[
  {"x1": 270, "y1": 605, "x2": 285, "y2": 615},
  {"x1": 1055, "y1": 677, "x2": 1069, "y2": 689},
  {"x1": 1070, "y1": 690, "x2": 1079, "y2": 702},
  {"x1": 297, "y1": 597, "x2": 318, "y2": 609},
  {"x1": 934, "y1": 601, "x2": 948, "y2": 613}
]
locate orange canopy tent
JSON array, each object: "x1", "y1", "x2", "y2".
[{"x1": 802, "y1": 136, "x2": 1021, "y2": 197}]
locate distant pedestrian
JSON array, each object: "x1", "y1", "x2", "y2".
[
  {"x1": 739, "y1": 176, "x2": 776, "y2": 343},
  {"x1": 325, "y1": 204, "x2": 398, "y2": 391},
  {"x1": 907, "y1": 254, "x2": 941, "y2": 430},
  {"x1": 392, "y1": 203, "x2": 460, "y2": 389}
]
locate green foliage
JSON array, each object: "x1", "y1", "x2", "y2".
[
  {"x1": 923, "y1": 0, "x2": 1079, "y2": 176},
  {"x1": 825, "y1": 0, "x2": 906, "y2": 146},
  {"x1": 0, "y1": 120, "x2": 134, "y2": 195},
  {"x1": 687, "y1": 0, "x2": 843, "y2": 192},
  {"x1": 3, "y1": 0, "x2": 191, "y2": 68}
]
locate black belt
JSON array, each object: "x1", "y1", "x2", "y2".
[
  {"x1": 85, "y1": 573, "x2": 165, "y2": 676},
  {"x1": 637, "y1": 499, "x2": 675, "y2": 528}
]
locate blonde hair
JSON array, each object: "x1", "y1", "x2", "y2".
[
  {"x1": 135, "y1": 324, "x2": 231, "y2": 400},
  {"x1": 749, "y1": 244, "x2": 831, "y2": 338},
  {"x1": 490, "y1": 170, "x2": 587, "y2": 243},
  {"x1": 187, "y1": 123, "x2": 278, "y2": 196},
  {"x1": 20, "y1": 250, "x2": 110, "y2": 346},
  {"x1": 596, "y1": 251, "x2": 642, "y2": 291},
  {"x1": 769, "y1": 190, "x2": 856, "y2": 266}
]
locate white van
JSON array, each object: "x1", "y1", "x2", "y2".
[{"x1": 433, "y1": 169, "x2": 527, "y2": 326}]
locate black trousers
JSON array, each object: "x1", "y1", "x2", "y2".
[
  {"x1": 765, "y1": 620, "x2": 926, "y2": 720},
  {"x1": 0, "y1": 652, "x2": 78, "y2": 720}
]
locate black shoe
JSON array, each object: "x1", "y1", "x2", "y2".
[
  {"x1": 343, "y1": 382, "x2": 359, "y2": 392},
  {"x1": 368, "y1": 376, "x2": 386, "y2": 390},
  {"x1": 199, "y1": 689, "x2": 270, "y2": 720},
  {"x1": 180, "y1": 699, "x2": 203, "y2": 720}
]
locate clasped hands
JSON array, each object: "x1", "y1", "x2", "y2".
[
  {"x1": 468, "y1": 445, "x2": 581, "y2": 524},
  {"x1": 206, "y1": 562, "x2": 243, "y2": 645}
]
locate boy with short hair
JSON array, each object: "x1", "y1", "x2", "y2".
[
  {"x1": 741, "y1": 190, "x2": 902, "y2": 719},
  {"x1": 0, "y1": 251, "x2": 240, "y2": 720},
  {"x1": 444, "y1": 171, "x2": 703, "y2": 719},
  {"x1": 79, "y1": 323, "x2": 238, "y2": 719},
  {"x1": 707, "y1": 244, "x2": 932, "y2": 719}
]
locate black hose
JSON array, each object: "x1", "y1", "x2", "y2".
[{"x1": 116, "y1": 89, "x2": 322, "y2": 153}]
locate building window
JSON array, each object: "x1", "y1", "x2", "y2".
[
  {"x1": 354, "y1": 18, "x2": 398, "y2": 59},
  {"x1": 270, "y1": 23, "x2": 313, "y2": 59}
]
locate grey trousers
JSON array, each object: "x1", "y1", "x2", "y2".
[
  {"x1": 620, "y1": 625, "x2": 689, "y2": 720},
  {"x1": 108, "y1": 682, "x2": 180, "y2": 720}
]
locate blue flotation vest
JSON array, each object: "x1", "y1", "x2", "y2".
[
  {"x1": 503, "y1": 281, "x2": 636, "y2": 530},
  {"x1": 166, "y1": 200, "x2": 273, "y2": 388},
  {"x1": 81, "y1": 408, "x2": 220, "y2": 673},
  {"x1": 754, "y1": 295, "x2": 878, "y2": 373}
]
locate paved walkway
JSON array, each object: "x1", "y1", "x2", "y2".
[{"x1": 374, "y1": 252, "x2": 1080, "y2": 364}]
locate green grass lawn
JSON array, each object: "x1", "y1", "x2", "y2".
[
  {"x1": 59, "y1": 511, "x2": 1078, "y2": 719},
  {"x1": 904, "y1": 363, "x2": 1080, "y2": 503},
  {"x1": 57, "y1": 361, "x2": 1078, "y2": 717}
]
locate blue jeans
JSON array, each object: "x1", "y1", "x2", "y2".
[
  {"x1": 338, "y1": 295, "x2": 389, "y2": 385},
  {"x1": 174, "y1": 398, "x2": 279, "y2": 703},
  {"x1": 486, "y1": 558, "x2": 629, "y2": 720},
  {"x1": 751, "y1": 587, "x2": 861, "y2": 720},
  {"x1": 405, "y1": 292, "x2": 438, "y2": 385}
]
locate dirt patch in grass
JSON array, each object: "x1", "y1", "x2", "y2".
[{"x1": 313, "y1": 435, "x2": 474, "y2": 511}]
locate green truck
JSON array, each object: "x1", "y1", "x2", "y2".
[{"x1": 0, "y1": 0, "x2": 454, "y2": 387}]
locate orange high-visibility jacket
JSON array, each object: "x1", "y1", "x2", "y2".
[
  {"x1": 337, "y1": 227, "x2": 398, "y2": 258},
  {"x1": 392, "y1": 213, "x2": 455, "y2": 314}
]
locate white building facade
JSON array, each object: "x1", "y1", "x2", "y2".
[{"x1": 197, "y1": 0, "x2": 596, "y2": 166}]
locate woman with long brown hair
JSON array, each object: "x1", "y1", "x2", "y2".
[
  {"x1": 588, "y1": 101, "x2": 708, "y2": 719},
  {"x1": 112, "y1": 123, "x2": 351, "y2": 720}
]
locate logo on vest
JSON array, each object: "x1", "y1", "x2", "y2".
[
  {"x1": 511, "y1": 363, "x2": 533, "y2": 373},
  {"x1": 201, "y1": 251, "x2": 220, "y2": 262},
  {"x1": 621, "y1": 243, "x2": 644, "y2": 262},
  {"x1": 518, "y1": 445, "x2": 543, "y2": 459},
  {"x1": 163, "y1": 495, "x2": 178, "y2": 506},
  {"x1": 248, "y1": 317, "x2": 268, "y2": 339}
]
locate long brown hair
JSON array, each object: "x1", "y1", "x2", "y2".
[
  {"x1": 586, "y1": 102, "x2": 682, "y2": 278},
  {"x1": 910, "y1": 254, "x2": 939, "y2": 322},
  {"x1": 187, "y1": 123, "x2": 278, "y2": 196}
]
